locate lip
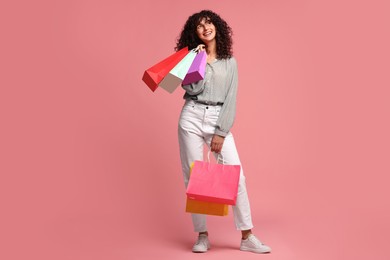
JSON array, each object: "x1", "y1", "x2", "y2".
[{"x1": 203, "y1": 31, "x2": 212, "y2": 37}]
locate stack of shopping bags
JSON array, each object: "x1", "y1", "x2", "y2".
[
  {"x1": 142, "y1": 47, "x2": 207, "y2": 93},
  {"x1": 185, "y1": 159, "x2": 241, "y2": 216}
]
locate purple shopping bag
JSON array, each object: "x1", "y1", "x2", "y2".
[
  {"x1": 182, "y1": 50, "x2": 207, "y2": 85},
  {"x1": 186, "y1": 160, "x2": 241, "y2": 205}
]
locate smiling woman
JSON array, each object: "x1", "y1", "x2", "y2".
[
  {"x1": 175, "y1": 10, "x2": 233, "y2": 60},
  {"x1": 196, "y1": 19, "x2": 215, "y2": 43},
  {"x1": 174, "y1": 10, "x2": 272, "y2": 254}
]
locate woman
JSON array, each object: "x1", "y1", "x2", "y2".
[{"x1": 177, "y1": 10, "x2": 271, "y2": 254}]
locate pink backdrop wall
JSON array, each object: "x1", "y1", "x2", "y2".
[{"x1": 1, "y1": 0, "x2": 389, "y2": 259}]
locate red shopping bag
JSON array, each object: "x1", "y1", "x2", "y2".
[
  {"x1": 142, "y1": 47, "x2": 189, "y2": 92},
  {"x1": 186, "y1": 160, "x2": 241, "y2": 205}
]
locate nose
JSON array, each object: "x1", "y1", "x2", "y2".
[{"x1": 202, "y1": 25, "x2": 210, "y2": 32}]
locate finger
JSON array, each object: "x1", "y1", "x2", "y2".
[
  {"x1": 213, "y1": 144, "x2": 218, "y2": 154},
  {"x1": 213, "y1": 143, "x2": 218, "y2": 152},
  {"x1": 214, "y1": 143, "x2": 219, "y2": 153},
  {"x1": 217, "y1": 144, "x2": 222, "y2": 154}
]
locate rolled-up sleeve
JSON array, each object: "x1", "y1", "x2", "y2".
[{"x1": 215, "y1": 58, "x2": 238, "y2": 137}]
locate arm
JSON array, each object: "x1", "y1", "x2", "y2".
[
  {"x1": 211, "y1": 58, "x2": 238, "y2": 153},
  {"x1": 181, "y1": 80, "x2": 206, "y2": 95},
  {"x1": 215, "y1": 57, "x2": 238, "y2": 137}
]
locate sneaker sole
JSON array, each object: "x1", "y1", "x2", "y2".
[
  {"x1": 240, "y1": 246, "x2": 271, "y2": 254},
  {"x1": 192, "y1": 246, "x2": 210, "y2": 253},
  {"x1": 192, "y1": 250, "x2": 208, "y2": 253}
]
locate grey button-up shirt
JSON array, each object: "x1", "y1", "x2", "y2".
[{"x1": 182, "y1": 57, "x2": 238, "y2": 137}]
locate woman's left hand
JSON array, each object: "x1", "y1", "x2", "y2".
[{"x1": 211, "y1": 134, "x2": 225, "y2": 154}]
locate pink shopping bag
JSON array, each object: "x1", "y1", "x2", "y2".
[
  {"x1": 186, "y1": 160, "x2": 241, "y2": 205},
  {"x1": 185, "y1": 162, "x2": 229, "y2": 216}
]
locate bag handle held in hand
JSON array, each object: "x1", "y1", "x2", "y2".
[
  {"x1": 194, "y1": 44, "x2": 206, "y2": 53},
  {"x1": 206, "y1": 150, "x2": 226, "y2": 171}
]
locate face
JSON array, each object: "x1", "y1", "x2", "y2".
[{"x1": 196, "y1": 17, "x2": 216, "y2": 44}]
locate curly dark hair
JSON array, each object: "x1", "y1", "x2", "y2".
[{"x1": 175, "y1": 10, "x2": 233, "y2": 59}]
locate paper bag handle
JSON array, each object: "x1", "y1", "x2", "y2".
[{"x1": 206, "y1": 150, "x2": 225, "y2": 170}]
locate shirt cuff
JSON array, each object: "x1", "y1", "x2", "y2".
[{"x1": 215, "y1": 128, "x2": 229, "y2": 137}]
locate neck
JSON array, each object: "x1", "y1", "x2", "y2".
[{"x1": 206, "y1": 40, "x2": 217, "y2": 58}]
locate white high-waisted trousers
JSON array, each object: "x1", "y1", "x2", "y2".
[{"x1": 178, "y1": 100, "x2": 254, "y2": 232}]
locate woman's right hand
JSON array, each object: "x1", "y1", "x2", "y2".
[{"x1": 196, "y1": 44, "x2": 206, "y2": 52}]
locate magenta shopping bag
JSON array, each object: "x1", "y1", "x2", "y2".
[
  {"x1": 186, "y1": 160, "x2": 241, "y2": 205},
  {"x1": 182, "y1": 50, "x2": 207, "y2": 85}
]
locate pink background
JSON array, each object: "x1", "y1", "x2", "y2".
[{"x1": 1, "y1": 0, "x2": 389, "y2": 259}]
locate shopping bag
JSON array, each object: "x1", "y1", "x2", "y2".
[
  {"x1": 142, "y1": 47, "x2": 189, "y2": 92},
  {"x1": 159, "y1": 49, "x2": 197, "y2": 93},
  {"x1": 182, "y1": 50, "x2": 207, "y2": 85},
  {"x1": 186, "y1": 160, "x2": 241, "y2": 205},
  {"x1": 185, "y1": 162, "x2": 229, "y2": 216},
  {"x1": 186, "y1": 197, "x2": 229, "y2": 216}
]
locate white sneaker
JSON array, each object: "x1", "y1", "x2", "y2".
[
  {"x1": 240, "y1": 234, "x2": 271, "y2": 254},
  {"x1": 192, "y1": 234, "x2": 210, "y2": 253}
]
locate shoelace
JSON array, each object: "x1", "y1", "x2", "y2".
[
  {"x1": 248, "y1": 235, "x2": 263, "y2": 246},
  {"x1": 196, "y1": 236, "x2": 208, "y2": 245}
]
